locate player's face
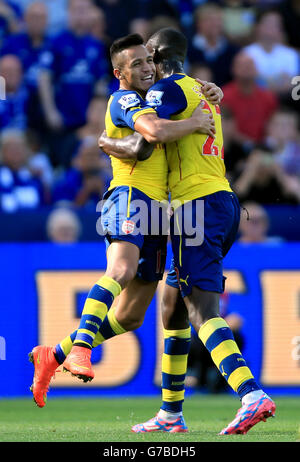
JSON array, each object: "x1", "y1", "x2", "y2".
[
  {"x1": 117, "y1": 45, "x2": 156, "y2": 94},
  {"x1": 145, "y1": 41, "x2": 163, "y2": 81}
]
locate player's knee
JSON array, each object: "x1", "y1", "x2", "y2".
[
  {"x1": 106, "y1": 262, "x2": 137, "y2": 288},
  {"x1": 119, "y1": 312, "x2": 144, "y2": 331},
  {"x1": 161, "y1": 289, "x2": 174, "y2": 315},
  {"x1": 188, "y1": 306, "x2": 217, "y2": 332},
  {"x1": 161, "y1": 287, "x2": 189, "y2": 330}
]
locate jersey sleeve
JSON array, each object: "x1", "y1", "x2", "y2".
[
  {"x1": 110, "y1": 91, "x2": 157, "y2": 130},
  {"x1": 145, "y1": 79, "x2": 187, "y2": 119}
]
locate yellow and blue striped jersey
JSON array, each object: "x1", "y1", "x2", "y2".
[
  {"x1": 105, "y1": 89, "x2": 168, "y2": 201},
  {"x1": 145, "y1": 74, "x2": 232, "y2": 204}
]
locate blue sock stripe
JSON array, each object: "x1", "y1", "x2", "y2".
[
  {"x1": 164, "y1": 337, "x2": 191, "y2": 355},
  {"x1": 162, "y1": 372, "x2": 185, "y2": 391},
  {"x1": 75, "y1": 332, "x2": 94, "y2": 344},
  {"x1": 54, "y1": 343, "x2": 66, "y2": 364},
  {"x1": 205, "y1": 327, "x2": 235, "y2": 353},
  {"x1": 218, "y1": 353, "x2": 247, "y2": 381},
  {"x1": 78, "y1": 314, "x2": 101, "y2": 334},
  {"x1": 88, "y1": 284, "x2": 114, "y2": 308},
  {"x1": 237, "y1": 379, "x2": 261, "y2": 399},
  {"x1": 161, "y1": 401, "x2": 183, "y2": 413},
  {"x1": 70, "y1": 331, "x2": 77, "y2": 342},
  {"x1": 98, "y1": 315, "x2": 117, "y2": 340}
]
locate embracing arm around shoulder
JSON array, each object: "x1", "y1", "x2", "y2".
[{"x1": 134, "y1": 105, "x2": 215, "y2": 144}]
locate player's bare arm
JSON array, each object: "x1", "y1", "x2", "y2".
[
  {"x1": 99, "y1": 130, "x2": 154, "y2": 161},
  {"x1": 134, "y1": 103, "x2": 215, "y2": 144},
  {"x1": 99, "y1": 105, "x2": 214, "y2": 159},
  {"x1": 100, "y1": 105, "x2": 214, "y2": 157},
  {"x1": 98, "y1": 80, "x2": 221, "y2": 160}
]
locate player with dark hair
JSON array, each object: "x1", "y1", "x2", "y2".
[
  {"x1": 100, "y1": 27, "x2": 276, "y2": 435},
  {"x1": 29, "y1": 32, "x2": 218, "y2": 408}
]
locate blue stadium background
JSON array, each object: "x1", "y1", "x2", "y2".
[{"x1": 0, "y1": 0, "x2": 300, "y2": 398}]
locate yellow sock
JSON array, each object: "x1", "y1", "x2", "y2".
[
  {"x1": 73, "y1": 276, "x2": 121, "y2": 348},
  {"x1": 198, "y1": 317, "x2": 254, "y2": 392},
  {"x1": 161, "y1": 327, "x2": 191, "y2": 413}
]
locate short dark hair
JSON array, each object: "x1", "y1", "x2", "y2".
[
  {"x1": 147, "y1": 28, "x2": 187, "y2": 65},
  {"x1": 110, "y1": 33, "x2": 144, "y2": 68}
]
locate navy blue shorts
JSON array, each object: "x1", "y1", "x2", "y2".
[
  {"x1": 99, "y1": 186, "x2": 167, "y2": 281},
  {"x1": 168, "y1": 191, "x2": 240, "y2": 296}
]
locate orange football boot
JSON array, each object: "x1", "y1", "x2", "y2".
[
  {"x1": 63, "y1": 345, "x2": 94, "y2": 382},
  {"x1": 29, "y1": 346, "x2": 59, "y2": 408}
]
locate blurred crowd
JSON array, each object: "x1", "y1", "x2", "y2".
[{"x1": 0, "y1": 0, "x2": 299, "y2": 241}]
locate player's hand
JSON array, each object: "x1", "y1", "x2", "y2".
[
  {"x1": 196, "y1": 78, "x2": 223, "y2": 105},
  {"x1": 191, "y1": 103, "x2": 216, "y2": 138}
]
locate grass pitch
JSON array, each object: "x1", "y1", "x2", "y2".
[{"x1": 0, "y1": 395, "x2": 298, "y2": 443}]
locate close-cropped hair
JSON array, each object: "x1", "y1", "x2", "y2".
[
  {"x1": 110, "y1": 33, "x2": 144, "y2": 68},
  {"x1": 149, "y1": 28, "x2": 187, "y2": 65}
]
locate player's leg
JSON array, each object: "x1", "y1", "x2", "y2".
[
  {"x1": 184, "y1": 287, "x2": 275, "y2": 434},
  {"x1": 29, "y1": 276, "x2": 156, "y2": 408},
  {"x1": 64, "y1": 186, "x2": 142, "y2": 367},
  {"x1": 175, "y1": 191, "x2": 275, "y2": 434},
  {"x1": 30, "y1": 188, "x2": 166, "y2": 403},
  {"x1": 53, "y1": 274, "x2": 155, "y2": 361},
  {"x1": 52, "y1": 276, "x2": 156, "y2": 367},
  {"x1": 132, "y1": 266, "x2": 190, "y2": 433},
  {"x1": 93, "y1": 277, "x2": 159, "y2": 346},
  {"x1": 184, "y1": 288, "x2": 259, "y2": 397},
  {"x1": 95, "y1": 230, "x2": 167, "y2": 344},
  {"x1": 29, "y1": 240, "x2": 138, "y2": 405},
  {"x1": 160, "y1": 274, "x2": 190, "y2": 417},
  {"x1": 30, "y1": 233, "x2": 166, "y2": 404},
  {"x1": 63, "y1": 240, "x2": 139, "y2": 381}
]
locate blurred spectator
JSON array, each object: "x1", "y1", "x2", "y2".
[
  {"x1": 264, "y1": 109, "x2": 300, "y2": 178},
  {"x1": 222, "y1": 51, "x2": 278, "y2": 147},
  {"x1": 238, "y1": 201, "x2": 283, "y2": 243},
  {"x1": 94, "y1": 0, "x2": 138, "y2": 42},
  {"x1": 0, "y1": 2, "x2": 50, "y2": 130},
  {"x1": 278, "y1": 0, "x2": 300, "y2": 50},
  {"x1": 187, "y1": 3, "x2": 240, "y2": 86},
  {"x1": 38, "y1": 0, "x2": 109, "y2": 166},
  {"x1": 77, "y1": 95, "x2": 107, "y2": 143},
  {"x1": 146, "y1": 15, "x2": 181, "y2": 40},
  {"x1": 87, "y1": 4, "x2": 109, "y2": 44},
  {"x1": 26, "y1": 129, "x2": 54, "y2": 189},
  {"x1": 0, "y1": 54, "x2": 29, "y2": 131},
  {"x1": 243, "y1": 9, "x2": 300, "y2": 96},
  {"x1": 186, "y1": 292, "x2": 245, "y2": 393},
  {"x1": 222, "y1": 106, "x2": 249, "y2": 183},
  {"x1": 169, "y1": 0, "x2": 200, "y2": 42},
  {"x1": 233, "y1": 148, "x2": 300, "y2": 205},
  {"x1": 76, "y1": 95, "x2": 112, "y2": 186},
  {"x1": 52, "y1": 139, "x2": 106, "y2": 209},
  {"x1": 189, "y1": 63, "x2": 213, "y2": 82},
  {"x1": 0, "y1": 129, "x2": 45, "y2": 212},
  {"x1": 94, "y1": 0, "x2": 179, "y2": 43},
  {"x1": 129, "y1": 17, "x2": 151, "y2": 42},
  {"x1": 0, "y1": 1, "x2": 20, "y2": 47},
  {"x1": 54, "y1": 95, "x2": 113, "y2": 173},
  {"x1": 46, "y1": 206, "x2": 81, "y2": 243},
  {"x1": 222, "y1": 0, "x2": 255, "y2": 45},
  {"x1": 17, "y1": 0, "x2": 68, "y2": 36}
]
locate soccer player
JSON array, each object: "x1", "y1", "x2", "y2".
[
  {"x1": 29, "y1": 33, "x2": 217, "y2": 408},
  {"x1": 100, "y1": 28, "x2": 276, "y2": 435}
]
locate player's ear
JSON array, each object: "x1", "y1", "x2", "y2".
[{"x1": 113, "y1": 68, "x2": 123, "y2": 81}]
